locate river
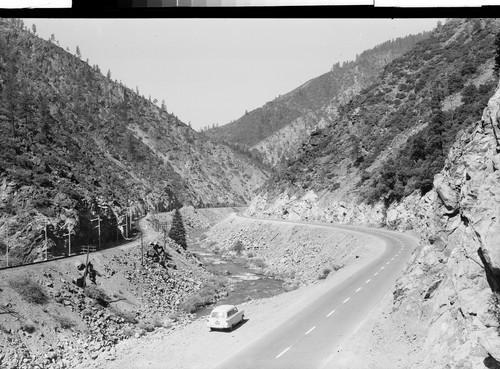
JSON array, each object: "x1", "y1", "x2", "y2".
[{"x1": 189, "y1": 241, "x2": 285, "y2": 317}]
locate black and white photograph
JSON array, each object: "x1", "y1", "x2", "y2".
[{"x1": 0, "y1": 15, "x2": 499, "y2": 369}]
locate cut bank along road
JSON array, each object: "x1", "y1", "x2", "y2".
[{"x1": 213, "y1": 215, "x2": 418, "y2": 369}]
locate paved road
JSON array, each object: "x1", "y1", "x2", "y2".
[{"x1": 214, "y1": 217, "x2": 418, "y2": 369}]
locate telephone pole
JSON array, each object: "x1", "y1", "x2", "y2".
[
  {"x1": 162, "y1": 221, "x2": 168, "y2": 248},
  {"x1": 5, "y1": 226, "x2": 9, "y2": 267},
  {"x1": 91, "y1": 215, "x2": 101, "y2": 250},
  {"x1": 45, "y1": 221, "x2": 48, "y2": 260},
  {"x1": 64, "y1": 226, "x2": 74, "y2": 256}
]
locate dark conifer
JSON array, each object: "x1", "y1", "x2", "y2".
[{"x1": 168, "y1": 208, "x2": 187, "y2": 250}]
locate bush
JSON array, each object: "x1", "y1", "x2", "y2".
[
  {"x1": 53, "y1": 315, "x2": 76, "y2": 329},
  {"x1": 138, "y1": 321, "x2": 154, "y2": 332},
  {"x1": 253, "y1": 258, "x2": 267, "y2": 268},
  {"x1": 9, "y1": 276, "x2": 48, "y2": 304},
  {"x1": 84, "y1": 285, "x2": 109, "y2": 307},
  {"x1": 115, "y1": 310, "x2": 138, "y2": 324},
  {"x1": 232, "y1": 240, "x2": 244, "y2": 254},
  {"x1": 318, "y1": 268, "x2": 331, "y2": 280},
  {"x1": 179, "y1": 277, "x2": 226, "y2": 314},
  {"x1": 20, "y1": 321, "x2": 37, "y2": 333}
]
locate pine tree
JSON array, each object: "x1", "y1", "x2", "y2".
[{"x1": 168, "y1": 208, "x2": 187, "y2": 250}]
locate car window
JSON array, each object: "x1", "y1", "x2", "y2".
[{"x1": 211, "y1": 312, "x2": 225, "y2": 319}]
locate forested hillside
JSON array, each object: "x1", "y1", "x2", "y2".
[
  {"x1": 0, "y1": 19, "x2": 268, "y2": 265},
  {"x1": 255, "y1": 18, "x2": 497, "y2": 211},
  {"x1": 203, "y1": 31, "x2": 431, "y2": 167}
]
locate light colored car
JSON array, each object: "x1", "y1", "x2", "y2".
[{"x1": 207, "y1": 304, "x2": 245, "y2": 331}]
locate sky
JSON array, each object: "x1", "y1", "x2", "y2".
[{"x1": 25, "y1": 18, "x2": 441, "y2": 131}]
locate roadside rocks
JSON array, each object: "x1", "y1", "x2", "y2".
[{"x1": 0, "y1": 228, "x2": 221, "y2": 369}]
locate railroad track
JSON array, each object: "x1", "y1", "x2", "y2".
[{"x1": 0, "y1": 216, "x2": 157, "y2": 272}]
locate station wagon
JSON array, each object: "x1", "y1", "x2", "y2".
[{"x1": 207, "y1": 304, "x2": 245, "y2": 331}]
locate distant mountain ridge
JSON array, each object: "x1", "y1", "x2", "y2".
[
  {"x1": 0, "y1": 19, "x2": 268, "y2": 264},
  {"x1": 203, "y1": 31, "x2": 431, "y2": 167}
]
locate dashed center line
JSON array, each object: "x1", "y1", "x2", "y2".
[
  {"x1": 381, "y1": 266, "x2": 385, "y2": 270},
  {"x1": 355, "y1": 287, "x2": 362, "y2": 293},
  {"x1": 276, "y1": 347, "x2": 291, "y2": 359},
  {"x1": 365, "y1": 278, "x2": 371, "y2": 284},
  {"x1": 374, "y1": 272, "x2": 379, "y2": 276},
  {"x1": 343, "y1": 297, "x2": 350, "y2": 304},
  {"x1": 327, "y1": 309, "x2": 336, "y2": 317},
  {"x1": 305, "y1": 326, "x2": 316, "y2": 335}
]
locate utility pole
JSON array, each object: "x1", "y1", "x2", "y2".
[
  {"x1": 91, "y1": 215, "x2": 101, "y2": 250},
  {"x1": 124, "y1": 212, "x2": 128, "y2": 239},
  {"x1": 5, "y1": 226, "x2": 9, "y2": 267},
  {"x1": 140, "y1": 231, "x2": 144, "y2": 266},
  {"x1": 129, "y1": 208, "x2": 133, "y2": 236},
  {"x1": 162, "y1": 221, "x2": 168, "y2": 248},
  {"x1": 45, "y1": 221, "x2": 48, "y2": 260},
  {"x1": 64, "y1": 226, "x2": 74, "y2": 256}
]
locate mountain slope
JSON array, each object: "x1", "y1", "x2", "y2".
[
  {"x1": 204, "y1": 31, "x2": 431, "y2": 167},
  {"x1": 248, "y1": 18, "x2": 497, "y2": 220},
  {"x1": 0, "y1": 19, "x2": 268, "y2": 265}
]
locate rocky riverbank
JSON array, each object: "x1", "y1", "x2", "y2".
[{"x1": 200, "y1": 214, "x2": 382, "y2": 288}]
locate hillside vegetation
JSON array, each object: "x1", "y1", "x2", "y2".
[
  {"x1": 260, "y1": 18, "x2": 497, "y2": 208},
  {"x1": 0, "y1": 19, "x2": 268, "y2": 265},
  {"x1": 203, "y1": 31, "x2": 431, "y2": 167}
]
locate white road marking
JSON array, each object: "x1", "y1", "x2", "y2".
[
  {"x1": 327, "y1": 309, "x2": 336, "y2": 317},
  {"x1": 381, "y1": 266, "x2": 385, "y2": 270},
  {"x1": 343, "y1": 297, "x2": 350, "y2": 304},
  {"x1": 305, "y1": 326, "x2": 316, "y2": 335},
  {"x1": 374, "y1": 272, "x2": 379, "y2": 276},
  {"x1": 386, "y1": 262, "x2": 390, "y2": 265},
  {"x1": 276, "y1": 347, "x2": 291, "y2": 359},
  {"x1": 365, "y1": 278, "x2": 371, "y2": 284},
  {"x1": 355, "y1": 287, "x2": 362, "y2": 293}
]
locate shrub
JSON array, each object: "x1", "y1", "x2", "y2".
[
  {"x1": 115, "y1": 310, "x2": 138, "y2": 324},
  {"x1": 253, "y1": 258, "x2": 267, "y2": 268},
  {"x1": 167, "y1": 311, "x2": 181, "y2": 321},
  {"x1": 318, "y1": 268, "x2": 331, "y2": 280},
  {"x1": 138, "y1": 321, "x2": 154, "y2": 332},
  {"x1": 179, "y1": 277, "x2": 226, "y2": 314},
  {"x1": 232, "y1": 240, "x2": 244, "y2": 254},
  {"x1": 20, "y1": 321, "x2": 37, "y2": 333},
  {"x1": 54, "y1": 315, "x2": 76, "y2": 329},
  {"x1": 9, "y1": 276, "x2": 48, "y2": 304},
  {"x1": 84, "y1": 285, "x2": 109, "y2": 307}
]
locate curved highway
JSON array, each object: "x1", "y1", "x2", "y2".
[{"x1": 213, "y1": 216, "x2": 419, "y2": 369}]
